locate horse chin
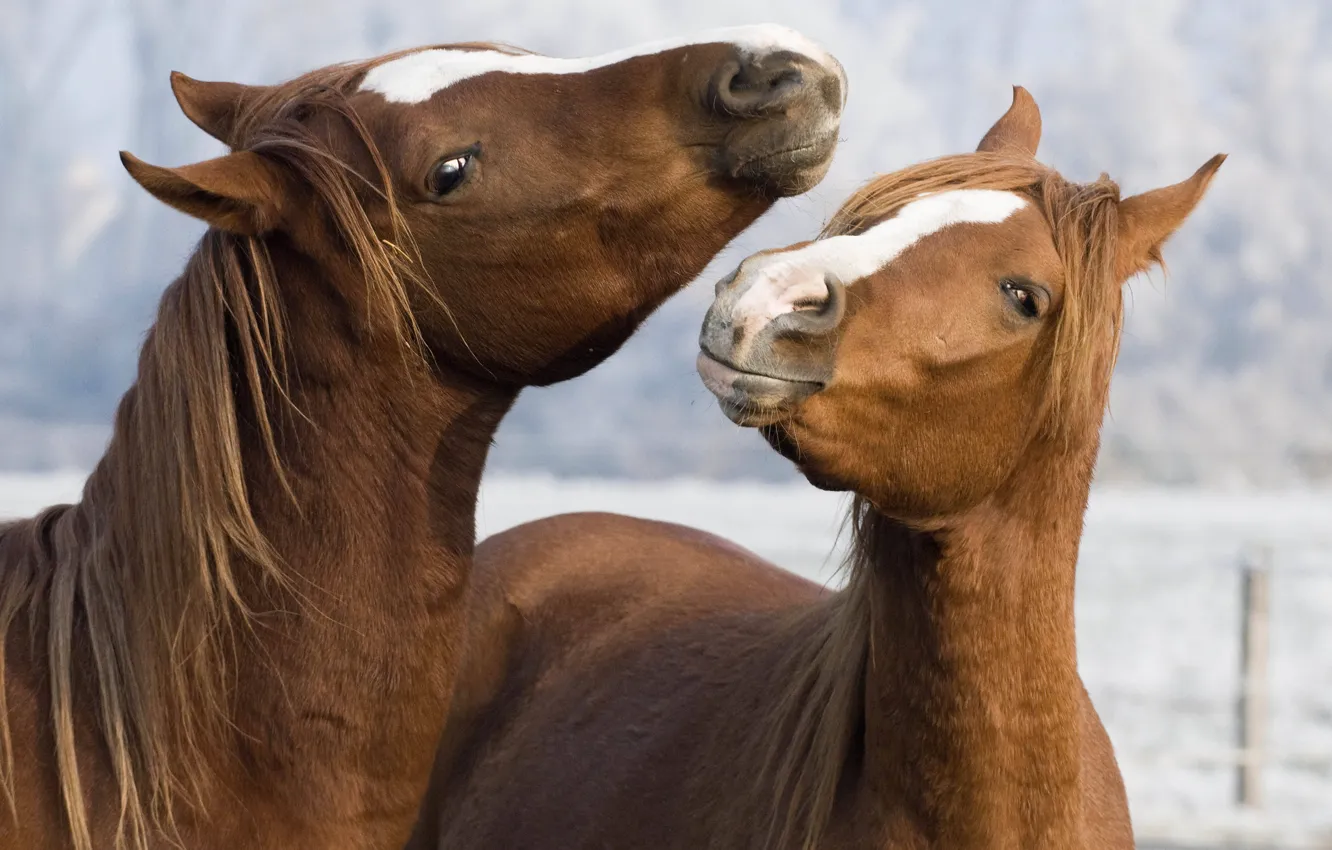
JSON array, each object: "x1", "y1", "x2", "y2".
[
  {"x1": 728, "y1": 130, "x2": 839, "y2": 197},
  {"x1": 696, "y1": 351, "x2": 820, "y2": 427},
  {"x1": 760, "y1": 422, "x2": 800, "y2": 459},
  {"x1": 760, "y1": 423, "x2": 848, "y2": 492},
  {"x1": 717, "y1": 401, "x2": 790, "y2": 428},
  {"x1": 801, "y1": 469, "x2": 849, "y2": 492}
]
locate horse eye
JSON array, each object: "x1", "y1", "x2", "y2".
[
  {"x1": 1001, "y1": 279, "x2": 1041, "y2": 319},
  {"x1": 427, "y1": 154, "x2": 471, "y2": 197}
]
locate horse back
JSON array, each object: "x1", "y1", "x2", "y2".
[
  {"x1": 441, "y1": 510, "x2": 822, "y2": 743},
  {"x1": 409, "y1": 511, "x2": 825, "y2": 850}
]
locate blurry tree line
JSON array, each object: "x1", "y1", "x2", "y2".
[{"x1": 0, "y1": 0, "x2": 1328, "y2": 485}]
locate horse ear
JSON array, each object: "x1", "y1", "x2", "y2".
[
  {"x1": 120, "y1": 150, "x2": 288, "y2": 236},
  {"x1": 171, "y1": 72, "x2": 263, "y2": 148},
  {"x1": 976, "y1": 86, "x2": 1041, "y2": 157},
  {"x1": 1115, "y1": 154, "x2": 1226, "y2": 279}
]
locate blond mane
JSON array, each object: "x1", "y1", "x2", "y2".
[{"x1": 0, "y1": 65, "x2": 427, "y2": 850}]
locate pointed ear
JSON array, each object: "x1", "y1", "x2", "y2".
[
  {"x1": 977, "y1": 86, "x2": 1042, "y2": 157},
  {"x1": 120, "y1": 150, "x2": 288, "y2": 236},
  {"x1": 1115, "y1": 154, "x2": 1226, "y2": 279},
  {"x1": 171, "y1": 72, "x2": 264, "y2": 148}
]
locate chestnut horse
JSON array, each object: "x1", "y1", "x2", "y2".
[
  {"x1": 0, "y1": 28, "x2": 845, "y2": 850},
  {"x1": 412, "y1": 89, "x2": 1223, "y2": 849}
]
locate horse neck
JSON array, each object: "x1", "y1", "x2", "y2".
[
  {"x1": 241, "y1": 243, "x2": 511, "y2": 618},
  {"x1": 110, "y1": 234, "x2": 518, "y2": 838},
  {"x1": 240, "y1": 235, "x2": 518, "y2": 791},
  {"x1": 855, "y1": 434, "x2": 1098, "y2": 847}
]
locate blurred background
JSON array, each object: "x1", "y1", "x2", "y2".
[{"x1": 0, "y1": 0, "x2": 1328, "y2": 846}]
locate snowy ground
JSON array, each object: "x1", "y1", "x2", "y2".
[{"x1": 5, "y1": 472, "x2": 1331, "y2": 848}]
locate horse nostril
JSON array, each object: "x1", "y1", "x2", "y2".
[
  {"x1": 762, "y1": 66, "x2": 804, "y2": 94},
  {"x1": 775, "y1": 274, "x2": 845, "y2": 337},
  {"x1": 714, "y1": 267, "x2": 740, "y2": 297},
  {"x1": 712, "y1": 54, "x2": 807, "y2": 116},
  {"x1": 821, "y1": 274, "x2": 846, "y2": 324}
]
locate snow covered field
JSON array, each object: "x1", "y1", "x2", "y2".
[{"x1": 5, "y1": 473, "x2": 1331, "y2": 847}]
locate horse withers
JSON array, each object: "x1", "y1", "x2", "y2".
[
  {"x1": 415, "y1": 88, "x2": 1222, "y2": 849},
  {"x1": 0, "y1": 27, "x2": 844, "y2": 850}
]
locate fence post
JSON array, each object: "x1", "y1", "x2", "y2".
[{"x1": 1236, "y1": 547, "x2": 1271, "y2": 808}]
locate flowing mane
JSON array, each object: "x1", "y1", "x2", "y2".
[
  {"x1": 0, "y1": 66, "x2": 424, "y2": 850},
  {"x1": 753, "y1": 152, "x2": 1130, "y2": 849}
]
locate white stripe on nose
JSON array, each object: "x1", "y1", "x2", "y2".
[
  {"x1": 733, "y1": 258, "x2": 833, "y2": 330},
  {"x1": 725, "y1": 189, "x2": 1028, "y2": 338},
  {"x1": 361, "y1": 25, "x2": 838, "y2": 104}
]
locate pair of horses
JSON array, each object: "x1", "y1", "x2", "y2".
[
  {"x1": 0, "y1": 25, "x2": 1219, "y2": 850},
  {"x1": 412, "y1": 94, "x2": 1221, "y2": 850}
]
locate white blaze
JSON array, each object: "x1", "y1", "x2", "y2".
[
  {"x1": 360, "y1": 24, "x2": 838, "y2": 104},
  {"x1": 731, "y1": 189, "x2": 1029, "y2": 328}
]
